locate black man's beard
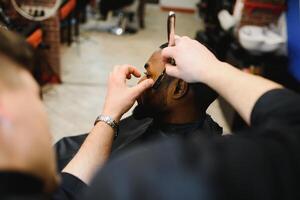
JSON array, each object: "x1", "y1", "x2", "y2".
[{"x1": 132, "y1": 103, "x2": 158, "y2": 120}]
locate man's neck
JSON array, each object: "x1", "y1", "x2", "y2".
[{"x1": 158, "y1": 105, "x2": 206, "y2": 124}]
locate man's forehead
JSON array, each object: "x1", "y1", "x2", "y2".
[
  {"x1": 150, "y1": 50, "x2": 163, "y2": 59},
  {"x1": 146, "y1": 50, "x2": 164, "y2": 69}
]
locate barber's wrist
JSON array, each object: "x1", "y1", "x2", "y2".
[
  {"x1": 101, "y1": 109, "x2": 122, "y2": 123},
  {"x1": 202, "y1": 61, "x2": 231, "y2": 84}
]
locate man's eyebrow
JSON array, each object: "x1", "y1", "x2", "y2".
[{"x1": 144, "y1": 63, "x2": 149, "y2": 69}]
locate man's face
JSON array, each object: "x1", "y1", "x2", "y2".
[
  {"x1": 133, "y1": 50, "x2": 169, "y2": 119},
  {"x1": 0, "y1": 64, "x2": 58, "y2": 192}
]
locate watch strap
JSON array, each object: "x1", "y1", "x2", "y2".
[{"x1": 94, "y1": 115, "x2": 119, "y2": 138}]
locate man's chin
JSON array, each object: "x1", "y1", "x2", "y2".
[{"x1": 132, "y1": 104, "x2": 156, "y2": 120}]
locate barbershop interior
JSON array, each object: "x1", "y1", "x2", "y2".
[
  {"x1": 0, "y1": 0, "x2": 300, "y2": 198},
  {"x1": 1, "y1": 0, "x2": 299, "y2": 141}
]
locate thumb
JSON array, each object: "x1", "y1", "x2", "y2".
[
  {"x1": 132, "y1": 79, "x2": 154, "y2": 97},
  {"x1": 161, "y1": 46, "x2": 176, "y2": 61},
  {"x1": 165, "y1": 64, "x2": 180, "y2": 78}
]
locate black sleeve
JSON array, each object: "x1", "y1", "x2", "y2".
[
  {"x1": 52, "y1": 173, "x2": 87, "y2": 200},
  {"x1": 214, "y1": 88, "x2": 300, "y2": 200},
  {"x1": 251, "y1": 89, "x2": 300, "y2": 130}
]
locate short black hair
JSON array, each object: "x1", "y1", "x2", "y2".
[
  {"x1": 160, "y1": 42, "x2": 169, "y2": 49},
  {"x1": 0, "y1": 28, "x2": 35, "y2": 72},
  {"x1": 159, "y1": 43, "x2": 218, "y2": 110}
]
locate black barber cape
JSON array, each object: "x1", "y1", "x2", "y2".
[
  {"x1": 0, "y1": 172, "x2": 86, "y2": 200},
  {"x1": 55, "y1": 113, "x2": 222, "y2": 171},
  {"x1": 0, "y1": 114, "x2": 221, "y2": 200},
  {"x1": 82, "y1": 89, "x2": 300, "y2": 200}
]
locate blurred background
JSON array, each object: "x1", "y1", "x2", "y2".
[{"x1": 1, "y1": 0, "x2": 299, "y2": 142}]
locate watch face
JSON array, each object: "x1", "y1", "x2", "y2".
[
  {"x1": 105, "y1": 117, "x2": 111, "y2": 123},
  {"x1": 97, "y1": 115, "x2": 117, "y2": 129}
]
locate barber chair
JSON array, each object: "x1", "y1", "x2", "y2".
[
  {"x1": 197, "y1": 0, "x2": 235, "y2": 26},
  {"x1": 106, "y1": 0, "x2": 146, "y2": 35},
  {"x1": 0, "y1": 3, "x2": 11, "y2": 29},
  {"x1": 60, "y1": 0, "x2": 78, "y2": 45},
  {"x1": 196, "y1": 0, "x2": 236, "y2": 60},
  {"x1": 24, "y1": 24, "x2": 43, "y2": 48},
  {"x1": 75, "y1": 0, "x2": 94, "y2": 24},
  {"x1": 110, "y1": 7, "x2": 137, "y2": 35},
  {"x1": 0, "y1": 2, "x2": 61, "y2": 85},
  {"x1": 0, "y1": 3, "x2": 43, "y2": 48}
]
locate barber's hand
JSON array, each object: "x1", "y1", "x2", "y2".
[
  {"x1": 102, "y1": 65, "x2": 154, "y2": 122},
  {"x1": 162, "y1": 36, "x2": 221, "y2": 83}
]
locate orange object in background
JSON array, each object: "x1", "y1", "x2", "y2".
[
  {"x1": 26, "y1": 28, "x2": 43, "y2": 48},
  {"x1": 60, "y1": 0, "x2": 77, "y2": 20},
  {"x1": 244, "y1": 1, "x2": 286, "y2": 14}
]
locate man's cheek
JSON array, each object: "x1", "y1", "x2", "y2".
[{"x1": 139, "y1": 89, "x2": 152, "y2": 105}]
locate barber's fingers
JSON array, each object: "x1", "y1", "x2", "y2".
[
  {"x1": 131, "y1": 79, "x2": 154, "y2": 98},
  {"x1": 126, "y1": 66, "x2": 141, "y2": 78},
  {"x1": 114, "y1": 65, "x2": 141, "y2": 80},
  {"x1": 165, "y1": 63, "x2": 180, "y2": 79},
  {"x1": 125, "y1": 66, "x2": 141, "y2": 81},
  {"x1": 161, "y1": 46, "x2": 177, "y2": 61}
]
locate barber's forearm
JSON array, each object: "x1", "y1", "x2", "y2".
[
  {"x1": 204, "y1": 62, "x2": 282, "y2": 125},
  {"x1": 62, "y1": 122, "x2": 114, "y2": 184},
  {"x1": 62, "y1": 64, "x2": 153, "y2": 184}
]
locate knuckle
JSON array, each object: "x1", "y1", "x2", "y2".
[
  {"x1": 120, "y1": 65, "x2": 126, "y2": 69},
  {"x1": 141, "y1": 83, "x2": 147, "y2": 89}
]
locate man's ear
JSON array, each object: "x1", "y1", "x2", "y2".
[{"x1": 170, "y1": 79, "x2": 189, "y2": 100}]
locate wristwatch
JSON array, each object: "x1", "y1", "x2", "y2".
[{"x1": 94, "y1": 115, "x2": 119, "y2": 138}]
